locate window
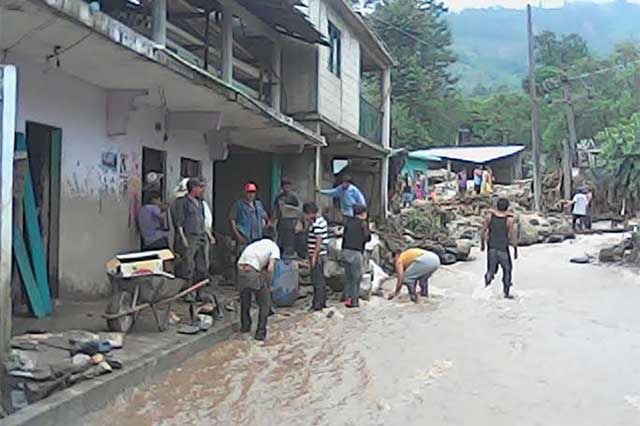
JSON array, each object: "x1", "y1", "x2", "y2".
[
  {"x1": 180, "y1": 157, "x2": 201, "y2": 179},
  {"x1": 328, "y1": 21, "x2": 341, "y2": 77}
]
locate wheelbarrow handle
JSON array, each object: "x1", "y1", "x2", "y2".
[{"x1": 103, "y1": 279, "x2": 210, "y2": 320}]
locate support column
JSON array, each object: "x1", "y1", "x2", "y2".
[
  {"x1": 381, "y1": 156, "x2": 389, "y2": 220},
  {"x1": 271, "y1": 42, "x2": 282, "y2": 112},
  {"x1": 381, "y1": 68, "x2": 391, "y2": 149},
  {"x1": 314, "y1": 147, "x2": 322, "y2": 204},
  {"x1": 0, "y1": 66, "x2": 17, "y2": 361},
  {"x1": 221, "y1": 8, "x2": 234, "y2": 84},
  {"x1": 152, "y1": 0, "x2": 167, "y2": 47}
]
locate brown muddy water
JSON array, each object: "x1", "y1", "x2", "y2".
[{"x1": 85, "y1": 234, "x2": 640, "y2": 426}]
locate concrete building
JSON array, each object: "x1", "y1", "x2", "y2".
[
  {"x1": 0, "y1": 0, "x2": 335, "y2": 357},
  {"x1": 281, "y1": 0, "x2": 395, "y2": 221}
]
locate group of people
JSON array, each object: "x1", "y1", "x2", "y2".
[
  {"x1": 457, "y1": 165, "x2": 494, "y2": 196},
  {"x1": 400, "y1": 172, "x2": 428, "y2": 207},
  {"x1": 136, "y1": 172, "x2": 521, "y2": 342}
]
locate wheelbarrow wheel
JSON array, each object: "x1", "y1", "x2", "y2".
[{"x1": 106, "y1": 291, "x2": 135, "y2": 333}]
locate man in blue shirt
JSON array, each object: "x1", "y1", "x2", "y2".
[
  {"x1": 320, "y1": 174, "x2": 367, "y2": 218},
  {"x1": 230, "y1": 182, "x2": 269, "y2": 251}
]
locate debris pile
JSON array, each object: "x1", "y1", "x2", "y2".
[
  {"x1": 379, "y1": 179, "x2": 577, "y2": 271},
  {"x1": 4, "y1": 331, "x2": 125, "y2": 414}
]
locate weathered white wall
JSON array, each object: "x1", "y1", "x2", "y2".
[
  {"x1": 307, "y1": 0, "x2": 361, "y2": 134},
  {"x1": 13, "y1": 54, "x2": 213, "y2": 299},
  {"x1": 281, "y1": 43, "x2": 317, "y2": 115}
]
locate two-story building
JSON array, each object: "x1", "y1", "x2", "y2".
[
  {"x1": 280, "y1": 0, "x2": 394, "y2": 220},
  {"x1": 0, "y1": 0, "x2": 332, "y2": 350},
  {"x1": 0, "y1": 0, "x2": 393, "y2": 358}
]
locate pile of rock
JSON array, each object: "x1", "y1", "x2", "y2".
[{"x1": 599, "y1": 232, "x2": 640, "y2": 264}]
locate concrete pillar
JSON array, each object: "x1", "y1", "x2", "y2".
[
  {"x1": 0, "y1": 66, "x2": 17, "y2": 361},
  {"x1": 271, "y1": 43, "x2": 282, "y2": 112},
  {"x1": 221, "y1": 8, "x2": 234, "y2": 84},
  {"x1": 314, "y1": 146, "x2": 322, "y2": 204},
  {"x1": 381, "y1": 155, "x2": 389, "y2": 220},
  {"x1": 381, "y1": 68, "x2": 391, "y2": 149},
  {"x1": 152, "y1": 0, "x2": 167, "y2": 47}
]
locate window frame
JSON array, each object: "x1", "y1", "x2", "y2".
[{"x1": 327, "y1": 20, "x2": 342, "y2": 78}]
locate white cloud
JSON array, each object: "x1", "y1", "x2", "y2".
[{"x1": 444, "y1": 0, "x2": 640, "y2": 12}]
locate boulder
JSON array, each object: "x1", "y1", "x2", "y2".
[
  {"x1": 459, "y1": 228, "x2": 476, "y2": 240},
  {"x1": 324, "y1": 259, "x2": 345, "y2": 292},
  {"x1": 546, "y1": 234, "x2": 565, "y2": 244},
  {"x1": 441, "y1": 253, "x2": 457, "y2": 265},
  {"x1": 599, "y1": 247, "x2": 622, "y2": 263},
  {"x1": 518, "y1": 221, "x2": 541, "y2": 246},
  {"x1": 446, "y1": 239, "x2": 473, "y2": 261}
]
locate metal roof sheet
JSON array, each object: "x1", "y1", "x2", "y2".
[
  {"x1": 409, "y1": 145, "x2": 525, "y2": 164},
  {"x1": 235, "y1": 0, "x2": 329, "y2": 46}
]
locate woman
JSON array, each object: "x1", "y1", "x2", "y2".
[{"x1": 481, "y1": 167, "x2": 493, "y2": 194}]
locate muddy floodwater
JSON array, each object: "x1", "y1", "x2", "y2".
[{"x1": 85, "y1": 234, "x2": 640, "y2": 426}]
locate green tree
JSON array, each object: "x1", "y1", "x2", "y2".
[
  {"x1": 594, "y1": 113, "x2": 640, "y2": 208},
  {"x1": 366, "y1": 0, "x2": 460, "y2": 147}
]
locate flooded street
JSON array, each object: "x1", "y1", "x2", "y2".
[{"x1": 86, "y1": 234, "x2": 640, "y2": 426}]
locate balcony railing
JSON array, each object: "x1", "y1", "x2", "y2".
[{"x1": 359, "y1": 96, "x2": 383, "y2": 146}]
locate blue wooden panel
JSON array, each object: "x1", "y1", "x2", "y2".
[
  {"x1": 12, "y1": 222, "x2": 47, "y2": 318},
  {"x1": 16, "y1": 133, "x2": 52, "y2": 314}
]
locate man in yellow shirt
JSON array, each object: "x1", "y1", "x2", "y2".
[{"x1": 388, "y1": 248, "x2": 441, "y2": 303}]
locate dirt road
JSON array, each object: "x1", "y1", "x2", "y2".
[{"x1": 85, "y1": 233, "x2": 640, "y2": 426}]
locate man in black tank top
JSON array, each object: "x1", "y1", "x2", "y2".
[{"x1": 481, "y1": 198, "x2": 518, "y2": 299}]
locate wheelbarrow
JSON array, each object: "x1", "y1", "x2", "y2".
[
  {"x1": 103, "y1": 250, "x2": 211, "y2": 333},
  {"x1": 103, "y1": 274, "x2": 209, "y2": 333}
]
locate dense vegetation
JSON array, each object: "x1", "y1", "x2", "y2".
[
  {"x1": 360, "y1": 1, "x2": 640, "y2": 155},
  {"x1": 448, "y1": 1, "x2": 640, "y2": 93}
]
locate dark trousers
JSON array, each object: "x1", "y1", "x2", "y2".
[
  {"x1": 572, "y1": 214, "x2": 585, "y2": 231},
  {"x1": 238, "y1": 269, "x2": 271, "y2": 338},
  {"x1": 175, "y1": 234, "x2": 208, "y2": 284},
  {"x1": 341, "y1": 249, "x2": 364, "y2": 306},
  {"x1": 311, "y1": 256, "x2": 327, "y2": 310},
  {"x1": 277, "y1": 218, "x2": 298, "y2": 258},
  {"x1": 142, "y1": 236, "x2": 169, "y2": 251},
  {"x1": 485, "y1": 248, "x2": 512, "y2": 296},
  {"x1": 474, "y1": 184, "x2": 481, "y2": 194},
  {"x1": 405, "y1": 276, "x2": 430, "y2": 297}
]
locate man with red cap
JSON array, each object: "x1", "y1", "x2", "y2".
[{"x1": 230, "y1": 182, "x2": 269, "y2": 252}]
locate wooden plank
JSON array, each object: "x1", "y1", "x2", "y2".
[
  {"x1": 12, "y1": 221, "x2": 46, "y2": 318},
  {"x1": 17, "y1": 133, "x2": 52, "y2": 314},
  {"x1": 49, "y1": 128, "x2": 61, "y2": 298},
  {"x1": 1, "y1": 66, "x2": 17, "y2": 360}
]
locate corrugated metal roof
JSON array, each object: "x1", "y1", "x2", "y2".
[
  {"x1": 235, "y1": 0, "x2": 329, "y2": 46},
  {"x1": 408, "y1": 151, "x2": 441, "y2": 162},
  {"x1": 409, "y1": 145, "x2": 525, "y2": 164}
]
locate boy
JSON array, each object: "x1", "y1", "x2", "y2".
[{"x1": 303, "y1": 202, "x2": 329, "y2": 311}]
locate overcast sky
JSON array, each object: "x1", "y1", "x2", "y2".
[{"x1": 444, "y1": 0, "x2": 640, "y2": 12}]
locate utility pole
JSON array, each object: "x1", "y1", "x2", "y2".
[
  {"x1": 561, "y1": 78, "x2": 578, "y2": 200},
  {"x1": 527, "y1": 5, "x2": 542, "y2": 211}
]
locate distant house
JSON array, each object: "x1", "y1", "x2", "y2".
[{"x1": 408, "y1": 145, "x2": 526, "y2": 184}]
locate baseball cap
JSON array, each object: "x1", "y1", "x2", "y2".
[{"x1": 244, "y1": 183, "x2": 257, "y2": 192}]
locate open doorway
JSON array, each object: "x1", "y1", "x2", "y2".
[
  {"x1": 24, "y1": 121, "x2": 61, "y2": 299},
  {"x1": 142, "y1": 147, "x2": 166, "y2": 204}
]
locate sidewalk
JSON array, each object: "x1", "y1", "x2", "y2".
[{"x1": 4, "y1": 291, "x2": 239, "y2": 426}]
